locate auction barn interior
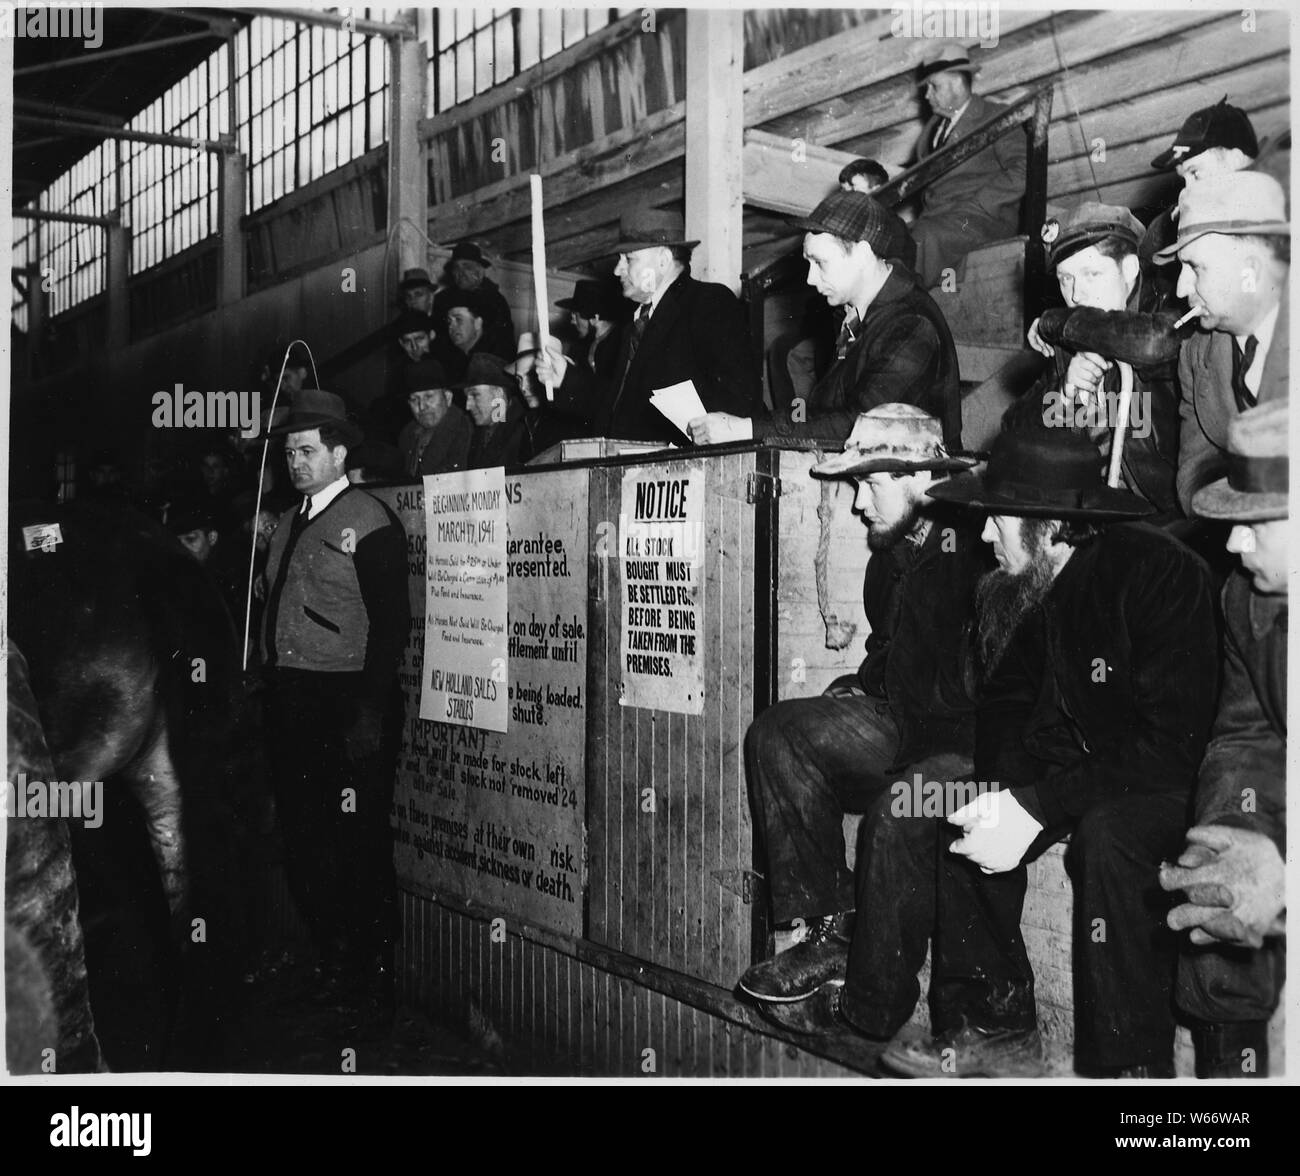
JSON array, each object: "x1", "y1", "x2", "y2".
[{"x1": 5, "y1": 5, "x2": 1291, "y2": 1079}]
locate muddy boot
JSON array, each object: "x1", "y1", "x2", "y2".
[{"x1": 738, "y1": 911, "x2": 854, "y2": 1003}]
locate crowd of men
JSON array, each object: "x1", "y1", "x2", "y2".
[{"x1": 83, "y1": 42, "x2": 1287, "y2": 1069}]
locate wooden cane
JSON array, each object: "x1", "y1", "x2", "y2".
[
  {"x1": 1106, "y1": 360, "x2": 1134, "y2": 488},
  {"x1": 529, "y1": 174, "x2": 555, "y2": 401}
]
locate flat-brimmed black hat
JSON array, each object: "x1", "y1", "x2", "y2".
[
  {"x1": 267, "y1": 388, "x2": 363, "y2": 448},
  {"x1": 927, "y1": 428, "x2": 1153, "y2": 520},
  {"x1": 392, "y1": 309, "x2": 435, "y2": 338},
  {"x1": 443, "y1": 287, "x2": 490, "y2": 319},
  {"x1": 1151, "y1": 96, "x2": 1258, "y2": 171},
  {"x1": 399, "y1": 267, "x2": 435, "y2": 291},
  {"x1": 402, "y1": 358, "x2": 450, "y2": 394},
  {"x1": 614, "y1": 208, "x2": 699, "y2": 252},
  {"x1": 450, "y1": 242, "x2": 491, "y2": 267},
  {"x1": 557, "y1": 278, "x2": 625, "y2": 320}
]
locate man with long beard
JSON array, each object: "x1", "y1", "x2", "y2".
[
  {"x1": 863, "y1": 428, "x2": 1218, "y2": 1077},
  {"x1": 737, "y1": 405, "x2": 983, "y2": 1020}
]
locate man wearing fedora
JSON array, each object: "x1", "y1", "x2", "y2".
[
  {"x1": 556, "y1": 278, "x2": 626, "y2": 386},
  {"x1": 398, "y1": 357, "x2": 472, "y2": 479},
  {"x1": 260, "y1": 388, "x2": 410, "y2": 1008},
  {"x1": 872, "y1": 427, "x2": 1217, "y2": 1077},
  {"x1": 1007, "y1": 201, "x2": 1183, "y2": 522},
  {"x1": 461, "y1": 353, "x2": 529, "y2": 469},
  {"x1": 692, "y1": 191, "x2": 958, "y2": 451},
  {"x1": 911, "y1": 42, "x2": 1027, "y2": 289},
  {"x1": 737, "y1": 406, "x2": 987, "y2": 1024},
  {"x1": 535, "y1": 208, "x2": 760, "y2": 444},
  {"x1": 1154, "y1": 171, "x2": 1289, "y2": 515},
  {"x1": 399, "y1": 266, "x2": 437, "y2": 317},
  {"x1": 1159, "y1": 399, "x2": 1288, "y2": 1079},
  {"x1": 432, "y1": 241, "x2": 516, "y2": 362}
]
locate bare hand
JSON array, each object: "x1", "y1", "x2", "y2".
[
  {"x1": 688, "y1": 413, "x2": 753, "y2": 446},
  {"x1": 533, "y1": 342, "x2": 568, "y2": 390},
  {"x1": 1027, "y1": 316, "x2": 1054, "y2": 357},
  {"x1": 1064, "y1": 351, "x2": 1111, "y2": 409}
]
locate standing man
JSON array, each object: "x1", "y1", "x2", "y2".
[
  {"x1": 432, "y1": 242, "x2": 516, "y2": 361},
  {"x1": 1160, "y1": 399, "x2": 1288, "y2": 1078},
  {"x1": 535, "y1": 208, "x2": 761, "y2": 443},
  {"x1": 871, "y1": 428, "x2": 1218, "y2": 1078},
  {"x1": 260, "y1": 389, "x2": 410, "y2": 1009},
  {"x1": 1154, "y1": 171, "x2": 1289, "y2": 514},
  {"x1": 693, "y1": 192, "x2": 959, "y2": 449},
  {"x1": 737, "y1": 405, "x2": 984, "y2": 1018},
  {"x1": 556, "y1": 278, "x2": 625, "y2": 385},
  {"x1": 911, "y1": 43, "x2": 1027, "y2": 288}
]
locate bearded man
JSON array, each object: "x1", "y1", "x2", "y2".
[
  {"x1": 736, "y1": 405, "x2": 985, "y2": 1020},
  {"x1": 863, "y1": 427, "x2": 1218, "y2": 1078}
]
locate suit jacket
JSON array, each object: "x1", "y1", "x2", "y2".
[
  {"x1": 754, "y1": 265, "x2": 962, "y2": 448},
  {"x1": 397, "y1": 408, "x2": 473, "y2": 478},
  {"x1": 1194, "y1": 571, "x2": 1286, "y2": 850},
  {"x1": 588, "y1": 271, "x2": 761, "y2": 443},
  {"x1": 1176, "y1": 287, "x2": 1289, "y2": 514},
  {"x1": 978, "y1": 523, "x2": 1218, "y2": 831},
  {"x1": 916, "y1": 94, "x2": 1027, "y2": 232}
]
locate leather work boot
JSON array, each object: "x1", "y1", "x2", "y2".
[
  {"x1": 756, "y1": 979, "x2": 847, "y2": 1036},
  {"x1": 737, "y1": 911, "x2": 854, "y2": 1003},
  {"x1": 881, "y1": 1019, "x2": 1045, "y2": 1079}
]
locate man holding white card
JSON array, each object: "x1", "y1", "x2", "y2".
[
  {"x1": 534, "y1": 209, "x2": 761, "y2": 443},
  {"x1": 690, "y1": 192, "x2": 962, "y2": 452}
]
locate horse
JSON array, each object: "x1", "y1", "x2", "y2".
[{"x1": 6, "y1": 498, "x2": 244, "y2": 1071}]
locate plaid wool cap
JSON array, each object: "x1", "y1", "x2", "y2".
[{"x1": 790, "y1": 191, "x2": 898, "y2": 256}]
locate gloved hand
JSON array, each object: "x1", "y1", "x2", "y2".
[
  {"x1": 948, "y1": 788, "x2": 1043, "y2": 874},
  {"x1": 345, "y1": 706, "x2": 384, "y2": 762},
  {"x1": 1159, "y1": 825, "x2": 1285, "y2": 949}
]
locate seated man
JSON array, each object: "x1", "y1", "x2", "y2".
[
  {"x1": 1160, "y1": 398, "x2": 1288, "y2": 1079},
  {"x1": 397, "y1": 358, "x2": 472, "y2": 478},
  {"x1": 737, "y1": 405, "x2": 985, "y2": 1013},
  {"x1": 556, "y1": 279, "x2": 626, "y2": 385},
  {"x1": 461, "y1": 354, "x2": 528, "y2": 470},
  {"x1": 1007, "y1": 202, "x2": 1183, "y2": 522},
  {"x1": 839, "y1": 158, "x2": 889, "y2": 195},
  {"x1": 1153, "y1": 171, "x2": 1289, "y2": 515},
  {"x1": 692, "y1": 191, "x2": 958, "y2": 450},
  {"x1": 443, "y1": 288, "x2": 516, "y2": 384},
  {"x1": 868, "y1": 428, "x2": 1217, "y2": 1078},
  {"x1": 432, "y1": 242, "x2": 516, "y2": 362},
  {"x1": 910, "y1": 43, "x2": 1026, "y2": 289}
]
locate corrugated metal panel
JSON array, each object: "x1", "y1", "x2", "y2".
[{"x1": 397, "y1": 892, "x2": 861, "y2": 1078}]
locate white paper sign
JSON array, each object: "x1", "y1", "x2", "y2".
[
  {"x1": 649, "y1": 379, "x2": 708, "y2": 436},
  {"x1": 420, "y1": 468, "x2": 509, "y2": 731}
]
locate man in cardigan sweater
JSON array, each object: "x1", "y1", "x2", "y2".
[{"x1": 261, "y1": 389, "x2": 410, "y2": 1008}]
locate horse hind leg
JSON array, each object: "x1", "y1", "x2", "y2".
[{"x1": 122, "y1": 710, "x2": 190, "y2": 934}]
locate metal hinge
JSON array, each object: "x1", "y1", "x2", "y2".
[
  {"x1": 745, "y1": 472, "x2": 783, "y2": 504},
  {"x1": 711, "y1": 867, "x2": 763, "y2": 905}
]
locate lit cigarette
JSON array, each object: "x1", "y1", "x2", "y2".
[{"x1": 1173, "y1": 305, "x2": 1204, "y2": 329}]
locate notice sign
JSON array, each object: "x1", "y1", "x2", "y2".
[
  {"x1": 619, "y1": 464, "x2": 705, "y2": 714},
  {"x1": 421, "y1": 468, "x2": 509, "y2": 732}
]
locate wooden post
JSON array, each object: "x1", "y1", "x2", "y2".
[
  {"x1": 685, "y1": 8, "x2": 743, "y2": 293},
  {"x1": 105, "y1": 215, "x2": 130, "y2": 352},
  {"x1": 1022, "y1": 87, "x2": 1055, "y2": 336},
  {"x1": 387, "y1": 34, "x2": 427, "y2": 273},
  {"x1": 218, "y1": 145, "x2": 246, "y2": 306}
]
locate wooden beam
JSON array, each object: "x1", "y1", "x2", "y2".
[
  {"x1": 741, "y1": 130, "x2": 856, "y2": 215},
  {"x1": 686, "y1": 8, "x2": 743, "y2": 289}
]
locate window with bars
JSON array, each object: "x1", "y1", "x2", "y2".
[
  {"x1": 423, "y1": 8, "x2": 636, "y2": 115},
  {"x1": 235, "y1": 9, "x2": 391, "y2": 212},
  {"x1": 40, "y1": 140, "x2": 114, "y2": 318},
  {"x1": 124, "y1": 45, "x2": 229, "y2": 273}
]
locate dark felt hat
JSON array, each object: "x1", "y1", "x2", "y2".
[
  {"x1": 399, "y1": 267, "x2": 435, "y2": 291},
  {"x1": 1192, "y1": 399, "x2": 1289, "y2": 522},
  {"x1": 450, "y1": 242, "x2": 491, "y2": 266},
  {"x1": 557, "y1": 278, "x2": 625, "y2": 320},
  {"x1": 443, "y1": 287, "x2": 490, "y2": 319},
  {"x1": 614, "y1": 208, "x2": 699, "y2": 252},
  {"x1": 456, "y1": 353, "x2": 511, "y2": 392},
  {"x1": 267, "y1": 388, "x2": 363, "y2": 448},
  {"x1": 927, "y1": 428, "x2": 1154, "y2": 520},
  {"x1": 402, "y1": 358, "x2": 451, "y2": 394},
  {"x1": 392, "y1": 309, "x2": 436, "y2": 338},
  {"x1": 1151, "y1": 96, "x2": 1259, "y2": 171}
]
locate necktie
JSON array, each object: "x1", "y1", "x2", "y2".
[
  {"x1": 611, "y1": 304, "x2": 651, "y2": 420},
  {"x1": 1231, "y1": 334, "x2": 1259, "y2": 411},
  {"x1": 932, "y1": 117, "x2": 951, "y2": 151},
  {"x1": 835, "y1": 308, "x2": 861, "y2": 361}
]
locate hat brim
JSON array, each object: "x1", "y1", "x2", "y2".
[
  {"x1": 1153, "y1": 220, "x2": 1291, "y2": 263},
  {"x1": 812, "y1": 451, "x2": 979, "y2": 477},
  {"x1": 268, "y1": 413, "x2": 364, "y2": 447},
  {"x1": 926, "y1": 473, "x2": 1155, "y2": 520},
  {"x1": 399, "y1": 279, "x2": 435, "y2": 291},
  {"x1": 1191, "y1": 477, "x2": 1288, "y2": 522},
  {"x1": 916, "y1": 62, "x2": 979, "y2": 87},
  {"x1": 614, "y1": 237, "x2": 700, "y2": 253},
  {"x1": 1150, "y1": 143, "x2": 1199, "y2": 171}
]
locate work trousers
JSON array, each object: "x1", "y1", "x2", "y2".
[
  {"x1": 265, "y1": 669, "x2": 401, "y2": 970},
  {"x1": 842, "y1": 788, "x2": 1190, "y2": 1071}
]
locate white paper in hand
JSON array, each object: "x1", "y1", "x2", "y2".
[{"x1": 649, "y1": 380, "x2": 708, "y2": 435}]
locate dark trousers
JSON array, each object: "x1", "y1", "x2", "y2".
[
  {"x1": 265, "y1": 669, "x2": 401, "y2": 969},
  {"x1": 1176, "y1": 931, "x2": 1285, "y2": 1027},
  {"x1": 842, "y1": 788, "x2": 1190, "y2": 1071},
  {"x1": 746, "y1": 695, "x2": 902, "y2": 924}
]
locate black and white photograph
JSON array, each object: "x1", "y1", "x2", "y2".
[{"x1": 1, "y1": 0, "x2": 1293, "y2": 1116}]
